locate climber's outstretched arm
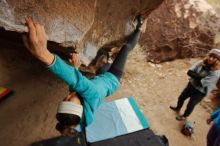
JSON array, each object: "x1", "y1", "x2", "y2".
[{"x1": 22, "y1": 17, "x2": 54, "y2": 65}]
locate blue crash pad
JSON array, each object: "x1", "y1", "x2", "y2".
[{"x1": 86, "y1": 97, "x2": 149, "y2": 142}]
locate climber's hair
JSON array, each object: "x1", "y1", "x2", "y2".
[{"x1": 56, "y1": 113, "x2": 81, "y2": 136}]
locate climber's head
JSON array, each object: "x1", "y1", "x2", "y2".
[{"x1": 56, "y1": 92, "x2": 82, "y2": 136}]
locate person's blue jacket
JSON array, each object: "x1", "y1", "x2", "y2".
[
  {"x1": 48, "y1": 55, "x2": 120, "y2": 127},
  {"x1": 211, "y1": 108, "x2": 220, "y2": 133}
]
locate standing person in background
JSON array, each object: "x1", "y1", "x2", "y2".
[
  {"x1": 207, "y1": 108, "x2": 220, "y2": 146},
  {"x1": 170, "y1": 49, "x2": 220, "y2": 121}
]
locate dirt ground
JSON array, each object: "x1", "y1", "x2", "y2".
[{"x1": 0, "y1": 44, "x2": 213, "y2": 146}]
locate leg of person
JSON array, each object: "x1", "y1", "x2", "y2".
[
  {"x1": 96, "y1": 63, "x2": 112, "y2": 75},
  {"x1": 182, "y1": 89, "x2": 205, "y2": 118},
  {"x1": 170, "y1": 82, "x2": 192, "y2": 112},
  {"x1": 213, "y1": 133, "x2": 220, "y2": 146},
  {"x1": 108, "y1": 27, "x2": 142, "y2": 80},
  {"x1": 207, "y1": 124, "x2": 218, "y2": 146}
]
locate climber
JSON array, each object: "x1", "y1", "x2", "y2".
[
  {"x1": 22, "y1": 16, "x2": 147, "y2": 136},
  {"x1": 170, "y1": 49, "x2": 220, "y2": 121}
]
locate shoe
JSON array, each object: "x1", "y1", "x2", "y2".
[
  {"x1": 135, "y1": 15, "x2": 148, "y2": 33},
  {"x1": 169, "y1": 105, "x2": 180, "y2": 112},
  {"x1": 135, "y1": 15, "x2": 144, "y2": 29},
  {"x1": 107, "y1": 57, "x2": 113, "y2": 64},
  {"x1": 107, "y1": 52, "x2": 113, "y2": 64},
  {"x1": 176, "y1": 115, "x2": 186, "y2": 121}
]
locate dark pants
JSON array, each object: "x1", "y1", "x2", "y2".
[
  {"x1": 207, "y1": 124, "x2": 220, "y2": 146},
  {"x1": 176, "y1": 82, "x2": 205, "y2": 117},
  {"x1": 97, "y1": 29, "x2": 141, "y2": 80}
]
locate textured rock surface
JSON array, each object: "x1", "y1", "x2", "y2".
[
  {"x1": 207, "y1": 0, "x2": 220, "y2": 48},
  {"x1": 0, "y1": 0, "x2": 96, "y2": 46},
  {"x1": 0, "y1": 0, "x2": 163, "y2": 65},
  {"x1": 140, "y1": 0, "x2": 220, "y2": 63},
  {"x1": 1, "y1": 0, "x2": 220, "y2": 64}
]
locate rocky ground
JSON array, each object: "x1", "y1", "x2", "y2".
[{"x1": 0, "y1": 44, "x2": 216, "y2": 146}]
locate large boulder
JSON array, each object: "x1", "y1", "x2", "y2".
[
  {"x1": 140, "y1": 0, "x2": 220, "y2": 63},
  {"x1": 1, "y1": 0, "x2": 219, "y2": 65},
  {"x1": 207, "y1": 0, "x2": 220, "y2": 48},
  {"x1": 0, "y1": 0, "x2": 164, "y2": 65},
  {"x1": 0, "y1": 0, "x2": 96, "y2": 46}
]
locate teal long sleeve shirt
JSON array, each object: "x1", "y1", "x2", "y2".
[
  {"x1": 48, "y1": 55, "x2": 120, "y2": 127},
  {"x1": 211, "y1": 108, "x2": 220, "y2": 133}
]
